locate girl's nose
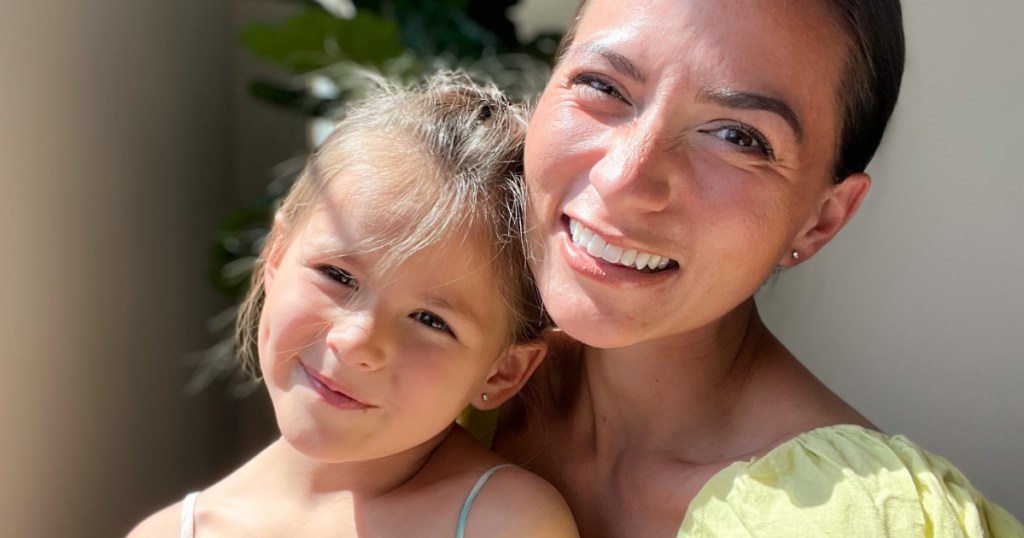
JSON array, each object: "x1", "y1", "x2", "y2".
[
  {"x1": 589, "y1": 121, "x2": 678, "y2": 214},
  {"x1": 326, "y1": 313, "x2": 389, "y2": 371}
]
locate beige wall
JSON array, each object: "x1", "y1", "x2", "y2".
[
  {"x1": 757, "y1": 0, "x2": 1024, "y2": 517},
  {"x1": 1, "y1": 2, "x2": 275, "y2": 536}
]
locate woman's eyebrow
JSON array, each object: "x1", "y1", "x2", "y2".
[
  {"x1": 698, "y1": 87, "x2": 805, "y2": 142},
  {"x1": 577, "y1": 42, "x2": 647, "y2": 83}
]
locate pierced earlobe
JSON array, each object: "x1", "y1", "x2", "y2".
[
  {"x1": 788, "y1": 172, "x2": 871, "y2": 263},
  {"x1": 476, "y1": 341, "x2": 547, "y2": 409}
]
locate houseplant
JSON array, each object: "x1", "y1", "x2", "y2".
[{"x1": 190, "y1": 0, "x2": 562, "y2": 396}]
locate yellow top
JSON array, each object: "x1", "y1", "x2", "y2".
[{"x1": 680, "y1": 425, "x2": 1023, "y2": 537}]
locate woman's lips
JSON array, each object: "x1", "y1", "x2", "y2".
[
  {"x1": 567, "y1": 217, "x2": 676, "y2": 271},
  {"x1": 302, "y1": 364, "x2": 373, "y2": 410},
  {"x1": 558, "y1": 217, "x2": 679, "y2": 285}
]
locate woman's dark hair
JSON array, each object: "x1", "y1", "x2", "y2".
[
  {"x1": 826, "y1": 0, "x2": 905, "y2": 181},
  {"x1": 557, "y1": 0, "x2": 905, "y2": 183}
]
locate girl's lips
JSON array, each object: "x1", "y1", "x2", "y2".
[{"x1": 302, "y1": 364, "x2": 373, "y2": 410}]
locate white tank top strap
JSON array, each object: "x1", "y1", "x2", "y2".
[
  {"x1": 180, "y1": 491, "x2": 200, "y2": 538},
  {"x1": 455, "y1": 463, "x2": 515, "y2": 538}
]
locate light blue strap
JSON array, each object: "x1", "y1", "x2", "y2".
[{"x1": 455, "y1": 464, "x2": 515, "y2": 538}]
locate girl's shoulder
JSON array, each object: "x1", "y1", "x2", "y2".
[
  {"x1": 449, "y1": 462, "x2": 579, "y2": 538},
  {"x1": 126, "y1": 497, "x2": 187, "y2": 538},
  {"x1": 430, "y1": 426, "x2": 580, "y2": 537},
  {"x1": 681, "y1": 424, "x2": 1024, "y2": 537},
  {"x1": 126, "y1": 445, "x2": 273, "y2": 538}
]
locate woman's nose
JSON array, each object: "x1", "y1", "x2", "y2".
[
  {"x1": 589, "y1": 122, "x2": 676, "y2": 214},
  {"x1": 326, "y1": 313, "x2": 389, "y2": 371}
]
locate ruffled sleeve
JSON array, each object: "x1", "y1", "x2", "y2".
[{"x1": 679, "y1": 425, "x2": 1023, "y2": 537}]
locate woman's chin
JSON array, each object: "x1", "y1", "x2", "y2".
[{"x1": 546, "y1": 302, "x2": 650, "y2": 350}]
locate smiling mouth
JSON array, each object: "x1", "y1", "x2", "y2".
[
  {"x1": 568, "y1": 218, "x2": 678, "y2": 273},
  {"x1": 302, "y1": 365, "x2": 373, "y2": 410}
]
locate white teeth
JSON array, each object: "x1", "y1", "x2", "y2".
[
  {"x1": 634, "y1": 252, "x2": 651, "y2": 270},
  {"x1": 568, "y1": 218, "x2": 675, "y2": 272},
  {"x1": 601, "y1": 244, "x2": 624, "y2": 264},
  {"x1": 576, "y1": 228, "x2": 594, "y2": 247}
]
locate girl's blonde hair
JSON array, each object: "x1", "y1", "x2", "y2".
[{"x1": 235, "y1": 72, "x2": 546, "y2": 376}]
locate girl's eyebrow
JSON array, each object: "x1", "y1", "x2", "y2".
[
  {"x1": 698, "y1": 87, "x2": 805, "y2": 142},
  {"x1": 423, "y1": 294, "x2": 483, "y2": 334},
  {"x1": 308, "y1": 235, "x2": 365, "y2": 266}
]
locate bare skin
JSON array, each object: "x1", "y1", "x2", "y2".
[
  {"x1": 130, "y1": 165, "x2": 579, "y2": 537},
  {"x1": 495, "y1": 303, "x2": 873, "y2": 537},
  {"x1": 131, "y1": 426, "x2": 577, "y2": 537},
  {"x1": 494, "y1": 0, "x2": 879, "y2": 535}
]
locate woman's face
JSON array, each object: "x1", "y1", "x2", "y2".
[{"x1": 526, "y1": 0, "x2": 853, "y2": 347}]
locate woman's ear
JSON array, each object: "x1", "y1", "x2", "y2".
[
  {"x1": 474, "y1": 341, "x2": 547, "y2": 410},
  {"x1": 782, "y1": 172, "x2": 870, "y2": 268}
]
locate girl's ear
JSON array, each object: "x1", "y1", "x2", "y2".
[
  {"x1": 263, "y1": 214, "x2": 289, "y2": 288},
  {"x1": 781, "y1": 172, "x2": 871, "y2": 268},
  {"x1": 264, "y1": 238, "x2": 283, "y2": 286},
  {"x1": 474, "y1": 340, "x2": 547, "y2": 410}
]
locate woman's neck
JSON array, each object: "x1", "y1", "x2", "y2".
[{"x1": 579, "y1": 300, "x2": 768, "y2": 460}]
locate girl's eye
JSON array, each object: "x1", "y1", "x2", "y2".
[
  {"x1": 704, "y1": 122, "x2": 776, "y2": 160},
  {"x1": 571, "y1": 73, "x2": 628, "y2": 103},
  {"x1": 320, "y1": 265, "x2": 358, "y2": 289},
  {"x1": 410, "y1": 311, "x2": 455, "y2": 339}
]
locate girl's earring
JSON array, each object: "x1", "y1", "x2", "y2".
[
  {"x1": 791, "y1": 250, "x2": 800, "y2": 260},
  {"x1": 481, "y1": 393, "x2": 489, "y2": 402}
]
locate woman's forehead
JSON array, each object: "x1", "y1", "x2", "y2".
[
  {"x1": 570, "y1": 0, "x2": 848, "y2": 154},
  {"x1": 574, "y1": 0, "x2": 845, "y2": 85}
]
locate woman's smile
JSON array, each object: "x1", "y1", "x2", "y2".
[{"x1": 568, "y1": 217, "x2": 676, "y2": 272}]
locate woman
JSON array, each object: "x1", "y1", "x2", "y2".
[{"x1": 493, "y1": 0, "x2": 1024, "y2": 536}]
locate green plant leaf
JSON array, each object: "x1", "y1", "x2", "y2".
[
  {"x1": 240, "y1": 9, "x2": 405, "y2": 72},
  {"x1": 248, "y1": 79, "x2": 339, "y2": 117}
]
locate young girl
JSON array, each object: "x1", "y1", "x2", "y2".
[{"x1": 129, "y1": 73, "x2": 579, "y2": 537}]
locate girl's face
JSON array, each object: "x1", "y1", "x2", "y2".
[
  {"x1": 526, "y1": 0, "x2": 852, "y2": 347},
  {"x1": 258, "y1": 178, "x2": 510, "y2": 463}
]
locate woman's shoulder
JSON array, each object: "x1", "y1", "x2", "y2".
[{"x1": 681, "y1": 424, "x2": 1024, "y2": 537}]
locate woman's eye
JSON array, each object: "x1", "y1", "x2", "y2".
[
  {"x1": 705, "y1": 122, "x2": 775, "y2": 160},
  {"x1": 411, "y1": 311, "x2": 455, "y2": 338},
  {"x1": 320, "y1": 265, "x2": 358, "y2": 289},
  {"x1": 571, "y1": 73, "x2": 628, "y2": 103}
]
